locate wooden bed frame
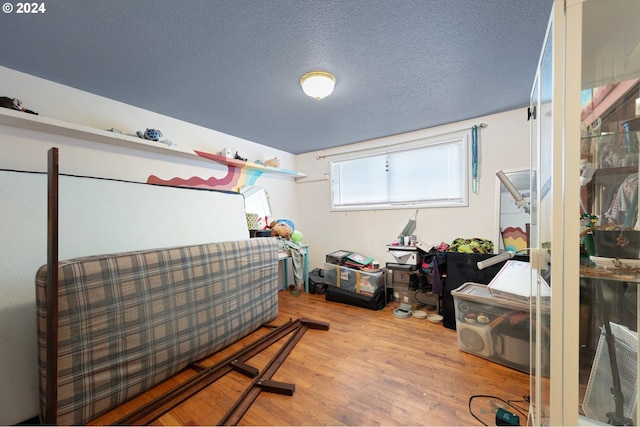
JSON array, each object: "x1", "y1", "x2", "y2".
[{"x1": 39, "y1": 148, "x2": 281, "y2": 425}]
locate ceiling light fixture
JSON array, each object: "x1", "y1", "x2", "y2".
[{"x1": 300, "y1": 71, "x2": 335, "y2": 100}]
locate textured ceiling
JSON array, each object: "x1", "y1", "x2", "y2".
[{"x1": 2, "y1": 0, "x2": 552, "y2": 154}]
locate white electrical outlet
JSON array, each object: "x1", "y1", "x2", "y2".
[{"x1": 635, "y1": 98, "x2": 640, "y2": 116}]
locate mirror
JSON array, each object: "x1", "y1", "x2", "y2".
[
  {"x1": 494, "y1": 168, "x2": 530, "y2": 252},
  {"x1": 239, "y1": 185, "x2": 272, "y2": 229}
]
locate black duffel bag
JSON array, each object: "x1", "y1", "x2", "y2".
[{"x1": 309, "y1": 268, "x2": 327, "y2": 294}]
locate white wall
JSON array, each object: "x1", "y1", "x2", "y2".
[
  {"x1": 0, "y1": 66, "x2": 300, "y2": 220},
  {"x1": 294, "y1": 108, "x2": 530, "y2": 271},
  {"x1": 0, "y1": 66, "x2": 300, "y2": 425}
]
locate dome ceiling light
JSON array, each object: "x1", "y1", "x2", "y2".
[{"x1": 299, "y1": 71, "x2": 335, "y2": 100}]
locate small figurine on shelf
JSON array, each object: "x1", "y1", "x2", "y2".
[
  {"x1": 137, "y1": 128, "x2": 163, "y2": 141},
  {"x1": 134, "y1": 128, "x2": 176, "y2": 147},
  {"x1": 580, "y1": 213, "x2": 599, "y2": 258},
  {"x1": 580, "y1": 213, "x2": 599, "y2": 231},
  {"x1": 265, "y1": 157, "x2": 280, "y2": 168},
  {"x1": 234, "y1": 151, "x2": 247, "y2": 161},
  {"x1": 255, "y1": 157, "x2": 280, "y2": 168},
  {"x1": 0, "y1": 97, "x2": 38, "y2": 115}
]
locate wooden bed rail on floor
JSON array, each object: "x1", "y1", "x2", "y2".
[
  {"x1": 113, "y1": 318, "x2": 329, "y2": 426},
  {"x1": 219, "y1": 318, "x2": 329, "y2": 426}
]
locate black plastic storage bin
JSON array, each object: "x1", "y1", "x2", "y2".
[{"x1": 325, "y1": 285, "x2": 386, "y2": 310}]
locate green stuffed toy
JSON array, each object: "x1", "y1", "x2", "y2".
[{"x1": 291, "y1": 230, "x2": 304, "y2": 244}]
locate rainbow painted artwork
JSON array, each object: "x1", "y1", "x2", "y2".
[
  {"x1": 147, "y1": 150, "x2": 299, "y2": 191},
  {"x1": 501, "y1": 226, "x2": 528, "y2": 252}
]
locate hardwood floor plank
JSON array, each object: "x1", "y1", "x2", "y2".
[{"x1": 90, "y1": 290, "x2": 530, "y2": 426}]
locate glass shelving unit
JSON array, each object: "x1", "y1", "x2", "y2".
[{"x1": 530, "y1": 1, "x2": 640, "y2": 425}]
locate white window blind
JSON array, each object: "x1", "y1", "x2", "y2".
[{"x1": 330, "y1": 136, "x2": 468, "y2": 210}]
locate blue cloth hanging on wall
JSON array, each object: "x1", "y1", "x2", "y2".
[{"x1": 471, "y1": 124, "x2": 479, "y2": 194}]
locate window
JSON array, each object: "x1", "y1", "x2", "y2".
[{"x1": 330, "y1": 135, "x2": 468, "y2": 210}]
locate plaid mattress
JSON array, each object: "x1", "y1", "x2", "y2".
[{"x1": 36, "y1": 237, "x2": 278, "y2": 425}]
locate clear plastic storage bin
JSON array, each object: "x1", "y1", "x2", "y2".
[
  {"x1": 452, "y1": 282, "x2": 549, "y2": 374},
  {"x1": 323, "y1": 263, "x2": 385, "y2": 296}
]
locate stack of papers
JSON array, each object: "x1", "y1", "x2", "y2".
[{"x1": 487, "y1": 260, "x2": 550, "y2": 304}]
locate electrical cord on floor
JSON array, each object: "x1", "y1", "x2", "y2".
[
  {"x1": 468, "y1": 394, "x2": 529, "y2": 426},
  {"x1": 506, "y1": 395, "x2": 530, "y2": 418}
]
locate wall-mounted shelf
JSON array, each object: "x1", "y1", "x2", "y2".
[
  {"x1": 0, "y1": 107, "x2": 201, "y2": 161},
  {"x1": 0, "y1": 107, "x2": 306, "y2": 178},
  {"x1": 194, "y1": 150, "x2": 306, "y2": 177}
]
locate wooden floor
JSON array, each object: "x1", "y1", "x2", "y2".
[{"x1": 90, "y1": 290, "x2": 531, "y2": 426}]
